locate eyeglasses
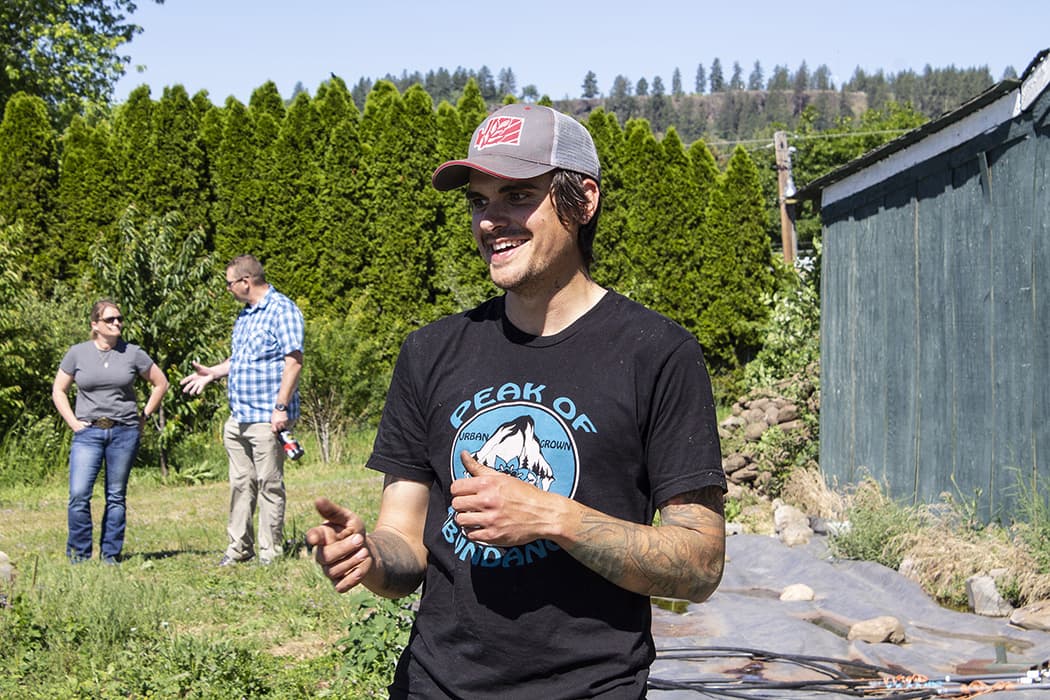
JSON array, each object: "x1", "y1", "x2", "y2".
[
  {"x1": 100, "y1": 315, "x2": 124, "y2": 324},
  {"x1": 225, "y1": 276, "x2": 247, "y2": 288}
]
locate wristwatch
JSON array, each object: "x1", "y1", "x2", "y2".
[{"x1": 274, "y1": 403, "x2": 288, "y2": 412}]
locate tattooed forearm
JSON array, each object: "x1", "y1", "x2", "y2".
[
  {"x1": 562, "y1": 487, "x2": 725, "y2": 602},
  {"x1": 369, "y1": 529, "x2": 426, "y2": 598}
]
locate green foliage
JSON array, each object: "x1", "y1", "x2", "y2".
[
  {"x1": 0, "y1": 0, "x2": 154, "y2": 127},
  {"x1": 828, "y1": 478, "x2": 919, "y2": 569},
  {"x1": 697, "y1": 146, "x2": 775, "y2": 369},
  {"x1": 299, "y1": 312, "x2": 392, "y2": 462},
  {"x1": 54, "y1": 115, "x2": 120, "y2": 280},
  {"x1": 0, "y1": 92, "x2": 58, "y2": 289},
  {"x1": 743, "y1": 252, "x2": 821, "y2": 389},
  {"x1": 1011, "y1": 469, "x2": 1050, "y2": 574},
  {"x1": 90, "y1": 206, "x2": 229, "y2": 474},
  {"x1": 0, "y1": 443, "x2": 398, "y2": 698},
  {"x1": 336, "y1": 589, "x2": 417, "y2": 689}
]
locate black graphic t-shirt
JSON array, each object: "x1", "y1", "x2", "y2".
[{"x1": 367, "y1": 290, "x2": 725, "y2": 699}]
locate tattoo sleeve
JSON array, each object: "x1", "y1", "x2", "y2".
[
  {"x1": 562, "y1": 486, "x2": 726, "y2": 602},
  {"x1": 368, "y1": 528, "x2": 427, "y2": 598}
]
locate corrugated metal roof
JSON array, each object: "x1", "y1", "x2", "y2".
[{"x1": 795, "y1": 49, "x2": 1049, "y2": 206}]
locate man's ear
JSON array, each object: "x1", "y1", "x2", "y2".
[{"x1": 581, "y1": 178, "x2": 600, "y2": 224}]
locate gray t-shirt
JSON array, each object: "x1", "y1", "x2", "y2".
[{"x1": 59, "y1": 340, "x2": 155, "y2": 425}]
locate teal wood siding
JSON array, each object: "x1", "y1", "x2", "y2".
[{"x1": 819, "y1": 89, "x2": 1049, "y2": 522}]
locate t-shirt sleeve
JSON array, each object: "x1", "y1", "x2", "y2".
[
  {"x1": 366, "y1": 334, "x2": 435, "y2": 484},
  {"x1": 132, "y1": 345, "x2": 155, "y2": 375},
  {"x1": 645, "y1": 336, "x2": 726, "y2": 507},
  {"x1": 58, "y1": 345, "x2": 78, "y2": 376}
]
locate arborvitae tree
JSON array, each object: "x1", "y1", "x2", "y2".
[
  {"x1": 111, "y1": 84, "x2": 154, "y2": 211},
  {"x1": 695, "y1": 63, "x2": 707, "y2": 94},
  {"x1": 359, "y1": 82, "x2": 443, "y2": 322},
  {"x1": 748, "y1": 61, "x2": 764, "y2": 90},
  {"x1": 587, "y1": 109, "x2": 630, "y2": 291},
  {"x1": 314, "y1": 75, "x2": 353, "y2": 132},
  {"x1": 0, "y1": 92, "x2": 57, "y2": 289},
  {"x1": 454, "y1": 79, "x2": 488, "y2": 141},
  {"x1": 318, "y1": 89, "x2": 365, "y2": 311},
  {"x1": 212, "y1": 98, "x2": 262, "y2": 264},
  {"x1": 146, "y1": 85, "x2": 208, "y2": 234},
  {"x1": 729, "y1": 61, "x2": 744, "y2": 90},
  {"x1": 655, "y1": 127, "x2": 706, "y2": 333},
  {"x1": 709, "y1": 58, "x2": 725, "y2": 92},
  {"x1": 191, "y1": 89, "x2": 213, "y2": 119},
  {"x1": 431, "y1": 98, "x2": 490, "y2": 316},
  {"x1": 54, "y1": 114, "x2": 119, "y2": 278},
  {"x1": 672, "y1": 68, "x2": 684, "y2": 97},
  {"x1": 688, "y1": 138, "x2": 719, "y2": 226},
  {"x1": 249, "y1": 80, "x2": 286, "y2": 123},
  {"x1": 612, "y1": 118, "x2": 669, "y2": 311},
  {"x1": 697, "y1": 146, "x2": 774, "y2": 367},
  {"x1": 582, "y1": 71, "x2": 599, "y2": 98},
  {"x1": 261, "y1": 91, "x2": 326, "y2": 302}
]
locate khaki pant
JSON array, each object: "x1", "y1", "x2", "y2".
[{"x1": 222, "y1": 417, "x2": 286, "y2": 563}]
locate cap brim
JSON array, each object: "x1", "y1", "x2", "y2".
[{"x1": 431, "y1": 156, "x2": 556, "y2": 191}]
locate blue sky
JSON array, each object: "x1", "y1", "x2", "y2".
[{"x1": 113, "y1": 1, "x2": 1049, "y2": 105}]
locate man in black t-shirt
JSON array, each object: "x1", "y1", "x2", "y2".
[{"x1": 308, "y1": 104, "x2": 726, "y2": 699}]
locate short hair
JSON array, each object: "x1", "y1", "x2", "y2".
[
  {"x1": 550, "y1": 170, "x2": 602, "y2": 269},
  {"x1": 227, "y1": 254, "x2": 266, "y2": 284}
]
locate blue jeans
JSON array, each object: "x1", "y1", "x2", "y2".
[{"x1": 67, "y1": 424, "x2": 141, "y2": 561}]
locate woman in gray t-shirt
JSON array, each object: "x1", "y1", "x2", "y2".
[{"x1": 52, "y1": 299, "x2": 169, "y2": 563}]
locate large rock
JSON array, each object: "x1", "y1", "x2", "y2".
[
  {"x1": 848, "y1": 616, "x2": 906, "y2": 644},
  {"x1": 780, "y1": 583, "x2": 815, "y2": 601},
  {"x1": 966, "y1": 574, "x2": 1014, "y2": 617},
  {"x1": 1010, "y1": 600, "x2": 1050, "y2": 631}
]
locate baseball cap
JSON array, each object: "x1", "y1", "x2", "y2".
[{"x1": 432, "y1": 104, "x2": 601, "y2": 191}]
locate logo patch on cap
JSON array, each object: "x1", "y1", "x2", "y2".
[{"x1": 474, "y1": 116, "x2": 524, "y2": 150}]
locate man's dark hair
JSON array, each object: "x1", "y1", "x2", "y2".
[{"x1": 550, "y1": 170, "x2": 601, "y2": 269}]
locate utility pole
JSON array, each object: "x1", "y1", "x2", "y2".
[{"x1": 774, "y1": 131, "x2": 798, "y2": 267}]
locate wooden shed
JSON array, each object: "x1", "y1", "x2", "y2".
[{"x1": 799, "y1": 50, "x2": 1050, "y2": 522}]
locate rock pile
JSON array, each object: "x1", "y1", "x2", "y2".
[{"x1": 719, "y1": 394, "x2": 810, "y2": 495}]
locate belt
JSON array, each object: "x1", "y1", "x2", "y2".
[{"x1": 91, "y1": 417, "x2": 116, "y2": 429}]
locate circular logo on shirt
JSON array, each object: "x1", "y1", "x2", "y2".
[{"x1": 450, "y1": 401, "x2": 579, "y2": 499}]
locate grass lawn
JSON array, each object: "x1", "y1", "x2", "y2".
[{"x1": 0, "y1": 430, "x2": 412, "y2": 698}]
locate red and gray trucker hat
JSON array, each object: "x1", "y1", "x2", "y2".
[{"x1": 432, "y1": 103, "x2": 601, "y2": 191}]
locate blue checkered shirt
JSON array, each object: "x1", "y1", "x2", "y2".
[{"x1": 228, "y1": 286, "x2": 304, "y2": 423}]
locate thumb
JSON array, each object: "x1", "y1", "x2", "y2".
[{"x1": 461, "y1": 450, "x2": 497, "y2": 477}]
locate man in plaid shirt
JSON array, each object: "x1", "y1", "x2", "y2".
[{"x1": 180, "y1": 254, "x2": 305, "y2": 566}]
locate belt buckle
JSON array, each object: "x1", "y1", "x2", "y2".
[{"x1": 94, "y1": 417, "x2": 115, "y2": 429}]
